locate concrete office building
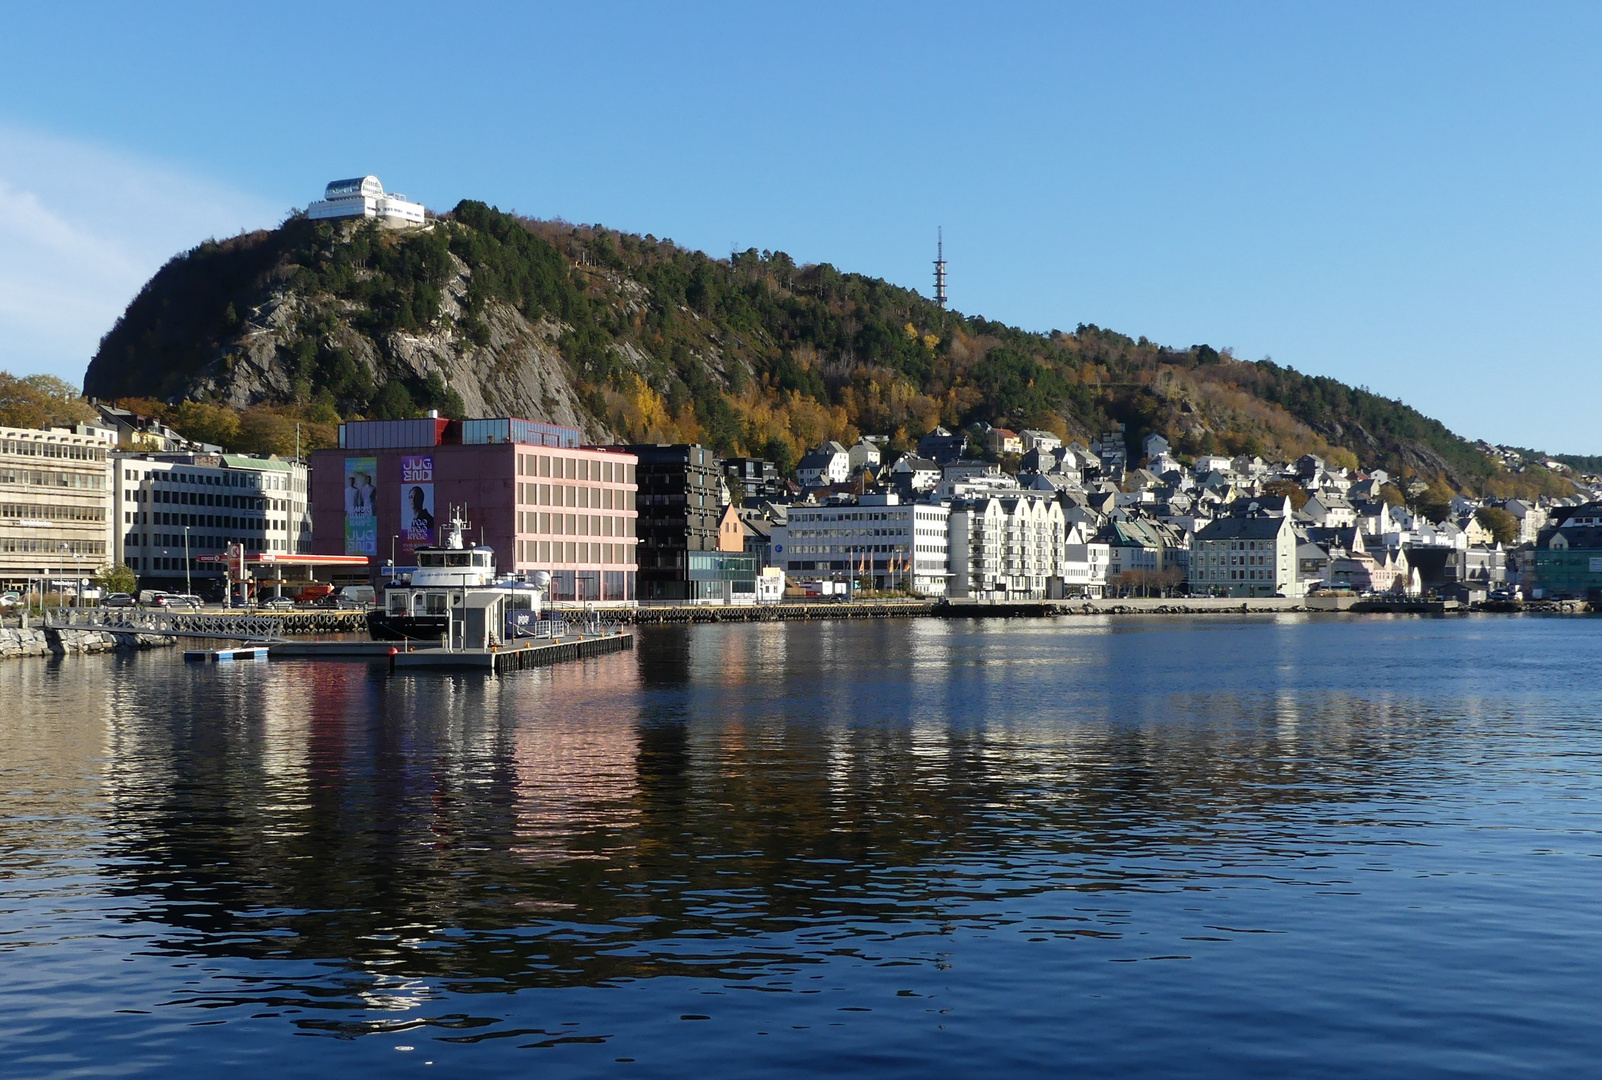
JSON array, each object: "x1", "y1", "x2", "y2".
[
  {"x1": 770, "y1": 493, "x2": 949, "y2": 597},
  {"x1": 113, "y1": 452, "x2": 310, "y2": 593},
  {"x1": 312, "y1": 418, "x2": 638, "y2": 604},
  {"x1": 0, "y1": 425, "x2": 114, "y2": 589}
]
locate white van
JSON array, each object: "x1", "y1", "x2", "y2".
[{"x1": 333, "y1": 585, "x2": 376, "y2": 609}]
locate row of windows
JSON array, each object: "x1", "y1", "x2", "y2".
[
  {"x1": 0, "y1": 538, "x2": 105, "y2": 555},
  {"x1": 2, "y1": 439, "x2": 106, "y2": 461},
  {"x1": 0, "y1": 469, "x2": 104, "y2": 489},
  {"x1": 517, "y1": 512, "x2": 637, "y2": 538},
  {"x1": 517, "y1": 454, "x2": 634, "y2": 485},
  {"x1": 122, "y1": 466, "x2": 300, "y2": 492},
  {"x1": 518, "y1": 483, "x2": 633, "y2": 510},
  {"x1": 125, "y1": 511, "x2": 281, "y2": 532},
  {"x1": 0, "y1": 502, "x2": 105, "y2": 522},
  {"x1": 515, "y1": 540, "x2": 634, "y2": 567}
]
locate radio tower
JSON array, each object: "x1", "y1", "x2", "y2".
[{"x1": 933, "y1": 228, "x2": 948, "y2": 309}]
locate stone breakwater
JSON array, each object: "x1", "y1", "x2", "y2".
[{"x1": 0, "y1": 627, "x2": 177, "y2": 658}]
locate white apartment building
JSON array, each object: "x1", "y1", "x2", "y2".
[
  {"x1": 306, "y1": 176, "x2": 426, "y2": 228},
  {"x1": 947, "y1": 493, "x2": 1065, "y2": 599},
  {"x1": 114, "y1": 453, "x2": 310, "y2": 592},
  {"x1": 0, "y1": 425, "x2": 115, "y2": 589},
  {"x1": 770, "y1": 493, "x2": 949, "y2": 596},
  {"x1": 1057, "y1": 522, "x2": 1110, "y2": 598}
]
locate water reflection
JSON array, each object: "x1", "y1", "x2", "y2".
[{"x1": 2, "y1": 616, "x2": 1600, "y2": 1074}]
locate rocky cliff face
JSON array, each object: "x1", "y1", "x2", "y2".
[{"x1": 181, "y1": 249, "x2": 609, "y2": 439}]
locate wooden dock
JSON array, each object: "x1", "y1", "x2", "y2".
[{"x1": 268, "y1": 632, "x2": 633, "y2": 673}]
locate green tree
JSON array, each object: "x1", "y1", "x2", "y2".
[
  {"x1": 94, "y1": 564, "x2": 137, "y2": 595},
  {"x1": 1475, "y1": 506, "x2": 1519, "y2": 546}
]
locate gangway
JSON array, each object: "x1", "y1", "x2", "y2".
[{"x1": 44, "y1": 608, "x2": 288, "y2": 643}]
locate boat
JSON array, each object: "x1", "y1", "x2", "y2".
[{"x1": 367, "y1": 514, "x2": 547, "y2": 641}]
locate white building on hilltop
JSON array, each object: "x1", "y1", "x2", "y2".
[{"x1": 307, "y1": 176, "x2": 426, "y2": 228}]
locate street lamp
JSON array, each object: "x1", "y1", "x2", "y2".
[{"x1": 183, "y1": 525, "x2": 192, "y2": 598}]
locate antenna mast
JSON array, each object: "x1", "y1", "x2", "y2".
[{"x1": 933, "y1": 228, "x2": 948, "y2": 309}]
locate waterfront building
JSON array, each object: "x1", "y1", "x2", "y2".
[
  {"x1": 305, "y1": 176, "x2": 426, "y2": 228},
  {"x1": 0, "y1": 425, "x2": 114, "y2": 590},
  {"x1": 1101, "y1": 516, "x2": 1191, "y2": 589},
  {"x1": 607, "y1": 443, "x2": 725, "y2": 602},
  {"x1": 1055, "y1": 521, "x2": 1110, "y2": 598},
  {"x1": 313, "y1": 418, "x2": 638, "y2": 604},
  {"x1": 947, "y1": 492, "x2": 1064, "y2": 599},
  {"x1": 1532, "y1": 502, "x2": 1602, "y2": 600},
  {"x1": 770, "y1": 493, "x2": 949, "y2": 596},
  {"x1": 114, "y1": 452, "x2": 311, "y2": 593},
  {"x1": 1189, "y1": 513, "x2": 1299, "y2": 598}
]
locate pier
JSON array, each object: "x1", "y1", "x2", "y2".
[{"x1": 269, "y1": 630, "x2": 633, "y2": 673}]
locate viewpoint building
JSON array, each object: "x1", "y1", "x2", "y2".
[{"x1": 306, "y1": 176, "x2": 425, "y2": 228}]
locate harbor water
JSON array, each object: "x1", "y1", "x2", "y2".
[{"x1": 2, "y1": 615, "x2": 1600, "y2": 1077}]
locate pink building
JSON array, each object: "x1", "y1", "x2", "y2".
[{"x1": 311, "y1": 418, "x2": 638, "y2": 603}]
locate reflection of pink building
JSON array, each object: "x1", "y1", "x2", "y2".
[{"x1": 311, "y1": 417, "x2": 639, "y2": 603}]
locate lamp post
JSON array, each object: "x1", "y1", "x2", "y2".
[{"x1": 183, "y1": 525, "x2": 192, "y2": 598}]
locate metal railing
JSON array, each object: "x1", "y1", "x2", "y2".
[{"x1": 44, "y1": 608, "x2": 287, "y2": 642}]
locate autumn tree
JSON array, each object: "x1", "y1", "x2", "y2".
[
  {"x1": 1475, "y1": 506, "x2": 1519, "y2": 546},
  {"x1": 0, "y1": 372, "x2": 97, "y2": 429}
]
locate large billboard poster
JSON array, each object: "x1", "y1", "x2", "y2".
[
  {"x1": 400, "y1": 454, "x2": 436, "y2": 558},
  {"x1": 343, "y1": 457, "x2": 378, "y2": 556}
]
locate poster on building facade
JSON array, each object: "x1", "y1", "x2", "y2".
[
  {"x1": 400, "y1": 454, "x2": 435, "y2": 558},
  {"x1": 343, "y1": 457, "x2": 378, "y2": 556}
]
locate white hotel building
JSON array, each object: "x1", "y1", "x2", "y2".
[
  {"x1": 306, "y1": 176, "x2": 425, "y2": 228},
  {"x1": 770, "y1": 493, "x2": 950, "y2": 596}
]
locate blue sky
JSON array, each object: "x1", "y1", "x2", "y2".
[{"x1": 3, "y1": 2, "x2": 1599, "y2": 452}]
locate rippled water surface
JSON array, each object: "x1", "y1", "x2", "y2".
[{"x1": 2, "y1": 615, "x2": 1601, "y2": 1077}]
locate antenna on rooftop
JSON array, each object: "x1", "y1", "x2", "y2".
[{"x1": 933, "y1": 227, "x2": 948, "y2": 309}]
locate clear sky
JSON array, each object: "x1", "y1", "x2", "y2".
[{"x1": 3, "y1": 2, "x2": 1599, "y2": 452}]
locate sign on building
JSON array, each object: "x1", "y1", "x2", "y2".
[
  {"x1": 400, "y1": 454, "x2": 435, "y2": 557},
  {"x1": 343, "y1": 456, "x2": 378, "y2": 556}
]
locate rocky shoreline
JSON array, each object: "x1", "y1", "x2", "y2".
[{"x1": 0, "y1": 626, "x2": 178, "y2": 659}]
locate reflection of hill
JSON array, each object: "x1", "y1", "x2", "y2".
[{"x1": 64, "y1": 619, "x2": 1473, "y2": 1029}]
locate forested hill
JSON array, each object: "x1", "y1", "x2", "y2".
[{"x1": 84, "y1": 200, "x2": 1569, "y2": 499}]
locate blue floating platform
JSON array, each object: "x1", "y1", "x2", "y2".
[{"x1": 185, "y1": 646, "x2": 271, "y2": 663}]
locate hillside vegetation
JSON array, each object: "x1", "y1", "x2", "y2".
[{"x1": 83, "y1": 202, "x2": 1570, "y2": 499}]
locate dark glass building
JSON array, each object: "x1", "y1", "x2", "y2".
[{"x1": 614, "y1": 444, "x2": 724, "y2": 601}]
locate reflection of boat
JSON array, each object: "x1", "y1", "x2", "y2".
[{"x1": 367, "y1": 514, "x2": 547, "y2": 642}]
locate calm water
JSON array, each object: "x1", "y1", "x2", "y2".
[{"x1": 2, "y1": 615, "x2": 1600, "y2": 1078}]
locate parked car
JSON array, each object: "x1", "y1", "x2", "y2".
[
  {"x1": 101, "y1": 593, "x2": 136, "y2": 608},
  {"x1": 333, "y1": 585, "x2": 376, "y2": 609},
  {"x1": 0, "y1": 591, "x2": 21, "y2": 607},
  {"x1": 154, "y1": 593, "x2": 202, "y2": 610},
  {"x1": 258, "y1": 596, "x2": 295, "y2": 610}
]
